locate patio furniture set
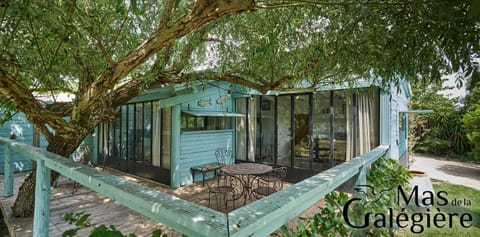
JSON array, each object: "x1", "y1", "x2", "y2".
[{"x1": 193, "y1": 147, "x2": 287, "y2": 210}]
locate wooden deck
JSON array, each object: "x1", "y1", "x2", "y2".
[
  {"x1": 0, "y1": 172, "x2": 175, "y2": 237},
  {"x1": 0, "y1": 169, "x2": 324, "y2": 237}
]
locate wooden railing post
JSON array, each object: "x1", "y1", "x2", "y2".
[
  {"x1": 355, "y1": 165, "x2": 367, "y2": 188},
  {"x1": 353, "y1": 165, "x2": 368, "y2": 237},
  {"x1": 3, "y1": 144, "x2": 14, "y2": 197},
  {"x1": 33, "y1": 159, "x2": 51, "y2": 236}
]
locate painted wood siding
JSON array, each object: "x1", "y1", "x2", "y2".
[
  {"x1": 396, "y1": 86, "x2": 410, "y2": 159},
  {"x1": 387, "y1": 82, "x2": 410, "y2": 160},
  {"x1": 0, "y1": 112, "x2": 47, "y2": 173},
  {"x1": 180, "y1": 91, "x2": 233, "y2": 112},
  {"x1": 179, "y1": 130, "x2": 234, "y2": 185}
]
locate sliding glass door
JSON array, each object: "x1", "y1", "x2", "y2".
[
  {"x1": 277, "y1": 95, "x2": 292, "y2": 167},
  {"x1": 293, "y1": 94, "x2": 310, "y2": 170},
  {"x1": 234, "y1": 87, "x2": 380, "y2": 180},
  {"x1": 98, "y1": 100, "x2": 171, "y2": 185},
  {"x1": 313, "y1": 92, "x2": 331, "y2": 171}
]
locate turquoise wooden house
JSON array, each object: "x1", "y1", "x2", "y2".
[
  {"x1": 93, "y1": 80, "x2": 411, "y2": 188},
  {"x1": 0, "y1": 112, "x2": 93, "y2": 174},
  {"x1": 0, "y1": 112, "x2": 48, "y2": 173}
]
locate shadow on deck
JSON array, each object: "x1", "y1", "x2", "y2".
[{"x1": 0, "y1": 168, "x2": 326, "y2": 237}]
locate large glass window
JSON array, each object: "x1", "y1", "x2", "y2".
[
  {"x1": 98, "y1": 101, "x2": 171, "y2": 170},
  {"x1": 127, "y1": 104, "x2": 135, "y2": 161},
  {"x1": 313, "y1": 92, "x2": 331, "y2": 170},
  {"x1": 277, "y1": 95, "x2": 292, "y2": 167},
  {"x1": 120, "y1": 106, "x2": 127, "y2": 160},
  {"x1": 143, "y1": 102, "x2": 152, "y2": 164},
  {"x1": 162, "y1": 107, "x2": 172, "y2": 169},
  {"x1": 152, "y1": 101, "x2": 161, "y2": 167},
  {"x1": 234, "y1": 87, "x2": 380, "y2": 176},
  {"x1": 294, "y1": 94, "x2": 310, "y2": 169},
  {"x1": 333, "y1": 91, "x2": 348, "y2": 163},
  {"x1": 181, "y1": 113, "x2": 232, "y2": 131},
  {"x1": 135, "y1": 103, "x2": 144, "y2": 163},
  {"x1": 257, "y1": 96, "x2": 275, "y2": 164}
]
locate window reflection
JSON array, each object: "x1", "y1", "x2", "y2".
[
  {"x1": 98, "y1": 101, "x2": 171, "y2": 170},
  {"x1": 235, "y1": 87, "x2": 380, "y2": 175}
]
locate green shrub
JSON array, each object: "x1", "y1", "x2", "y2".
[
  {"x1": 408, "y1": 83, "x2": 472, "y2": 158},
  {"x1": 462, "y1": 103, "x2": 480, "y2": 161},
  {"x1": 280, "y1": 157, "x2": 411, "y2": 237}
]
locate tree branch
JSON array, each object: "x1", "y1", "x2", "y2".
[
  {"x1": 256, "y1": 0, "x2": 448, "y2": 9},
  {"x1": 44, "y1": 102, "x2": 74, "y2": 117},
  {"x1": 0, "y1": 69, "x2": 71, "y2": 141},
  {"x1": 158, "y1": 0, "x2": 175, "y2": 28},
  {"x1": 75, "y1": 0, "x2": 256, "y2": 120},
  {"x1": 92, "y1": 34, "x2": 115, "y2": 66}
]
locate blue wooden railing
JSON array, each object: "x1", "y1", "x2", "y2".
[{"x1": 0, "y1": 136, "x2": 388, "y2": 236}]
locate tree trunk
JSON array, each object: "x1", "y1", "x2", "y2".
[{"x1": 11, "y1": 134, "x2": 87, "y2": 217}]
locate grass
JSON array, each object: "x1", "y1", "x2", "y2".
[{"x1": 397, "y1": 180, "x2": 480, "y2": 236}]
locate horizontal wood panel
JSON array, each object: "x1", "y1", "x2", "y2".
[{"x1": 179, "y1": 130, "x2": 233, "y2": 185}]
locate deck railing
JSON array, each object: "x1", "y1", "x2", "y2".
[{"x1": 0, "y1": 136, "x2": 388, "y2": 237}]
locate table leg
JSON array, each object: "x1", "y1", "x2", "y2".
[{"x1": 240, "y1": 175, "x2": 258, "y2": 205}]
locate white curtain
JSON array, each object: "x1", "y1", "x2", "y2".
[
  {"x1": 357, "y1": 92, "x2": 372, "y2": 155},
  {"x1": 248, "y1": 97, "x2": 257, "y2": 161},
  {"x1": 346, "y1": 96, "x2": 353, "y2": 161},
  {"x1": 152, "y1": 102, "x2": 161, "y2": 167},
  {"x1": 346, "y1": 91, "x2": 374, "y2": 160},
  {"x1": 102, "y1": 124, "x2": 109, "y2": 156},
  {"x1": 235, "y1": 99, "x2": 247, "y2": 161}
]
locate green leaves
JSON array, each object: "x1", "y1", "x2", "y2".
[
  {"x1": 280, "y1": 157, "x2": 410, "y2": 237},
  {"x1": 61, "y1": 211, "x2": 92, "y2": 237},
  {"x1": 60, "y1": 211, "x2": 169, "y2": 237},
  {"x1": 89, "y1": 225, "x2": 125, "y2": 237},
  {"x1": 462, "y1": 81, "x2": 480, "y2": 161}
]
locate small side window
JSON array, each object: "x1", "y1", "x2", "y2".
[{"x1": 399, "y1": 112, "x2": 406, "y2": 140}]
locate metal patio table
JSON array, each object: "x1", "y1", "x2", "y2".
[{"x1": 221, "y1": 163, "x2": 273, "y2": 204}]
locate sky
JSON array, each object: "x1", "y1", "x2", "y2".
[{"x1": 438, "y1": 74, "x2": 467, "y2": 100}]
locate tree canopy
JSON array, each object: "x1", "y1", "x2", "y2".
[{"x1": 1, "y1": 0, "x2": 479, "y2": 144}]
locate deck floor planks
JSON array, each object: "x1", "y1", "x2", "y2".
[{"x1": 0, "y1": 172, "x2": 180, "y2": 237}]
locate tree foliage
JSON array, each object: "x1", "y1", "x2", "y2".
[
  {"x1": 1, "y1": 0, "x2": 479, "y2": 144},
  {"x1": 409, "y1": 63, "x2": 480, "y2": 160},
  {"x1": 462, "y1": 67, "x2": 480, "y2": 160},
  {"x1": 408, "y1": 82, "x2": 470, "y2": 156}
]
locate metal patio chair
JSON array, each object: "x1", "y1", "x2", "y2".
[
  {"x1": 207, "y1": 172, "x2": 243, "y2": 211},
  {"x1": 215, "y1": 147, "x2": 233, "y2": 165},
  {"x1": 252, "y1": 166, "x2": 287, "y2": 198}
]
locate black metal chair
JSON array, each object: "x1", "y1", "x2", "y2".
[
  {"x1": 207, "y1": 172, "x2": 243, "y2": 211},
  {"x1": 215, "y1": 147, "x2": 233, "y2": 165},
  {"x1": 252, "y1": 166, "x2": 287, "y2": 198}
]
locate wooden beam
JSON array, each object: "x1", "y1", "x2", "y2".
[
  {"x1": 33, "y1": 159, "x2": 51, "y2": 236},
  {"x1": 3, "y1": 144, "x2": 13, "y2": 197}
]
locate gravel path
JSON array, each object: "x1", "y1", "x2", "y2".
[{"x1": 409, "y1": 153, "x2": 480, "y2": 190}]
